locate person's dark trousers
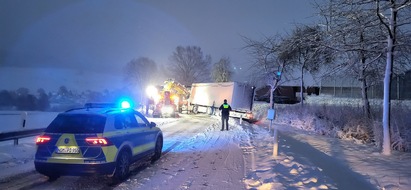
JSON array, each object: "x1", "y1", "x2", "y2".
[{"x1": 221, "y1": 115, "x2": 229, "y2": 130}]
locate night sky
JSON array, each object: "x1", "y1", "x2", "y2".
[{"x1": 0, "y1": 0, "x2": 317, "y2": 92}]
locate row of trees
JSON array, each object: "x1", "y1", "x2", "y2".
[
  {"x1": 244, "y1": 0, "x2": 411, "y2": 155},
  {"x1": 1, "y1": 45, "x2": 235, "y2": 111},
  {"x1": 0, "y1": 86, "x2": 136, "y2": 111},
  {"x1": 0, "y1": 88, "x2": 50, "y2": 111}
]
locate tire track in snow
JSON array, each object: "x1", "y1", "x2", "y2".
[{"x1": 127, "y1": 115, "x2": 247, "y2": 190}]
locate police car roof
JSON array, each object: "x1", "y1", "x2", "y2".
[{"x1": 63, "y1": 102, "x2": 135, "y2": 116}]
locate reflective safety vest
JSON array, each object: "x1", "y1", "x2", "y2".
[{"x1": 223, "y1": 104, "x2": 229, "y2": 109}]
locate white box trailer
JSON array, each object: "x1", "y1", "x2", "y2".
[{"x1": 189, "y1": 82, "x2": 255, "y2": 120}]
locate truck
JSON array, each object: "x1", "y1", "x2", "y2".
[
  {"x1": 189, "y1": 82, "x2": 256, "y2": 120},
  {"x1": 151, "y1": 79, "x2": 190, "y2": 118}
]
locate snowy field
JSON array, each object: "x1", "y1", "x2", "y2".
[
  {"x1": 0, "y1": 102, "x2": 410, "y2": 189},
  {"x1": 0, "y1": 111, "x2": 59, "y2": 133}
]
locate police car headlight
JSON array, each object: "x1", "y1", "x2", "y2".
[{"x1": 161, "y1": 106, "x2": 174, "y2": 114}]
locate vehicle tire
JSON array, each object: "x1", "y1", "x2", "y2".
[
  {"x1": 113, "y1": 150, "x2": 131, "y2": 180},
  {"x1": 46, "y1": 174, "x2": 60, "y2": 181},
  {"x1": 193, "y1": 105, "x2": 198, "y2": 114},
  {"x1": 151, "y1": 137, "x2": 163, "y2": 163}
]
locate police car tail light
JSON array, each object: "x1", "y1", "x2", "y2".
[
  {"x1": 36, "y1": 136, "x2": 51, "y2": 145},
  {"x1": 85, "y1": 137, "x2": 112, "y2": 146}
]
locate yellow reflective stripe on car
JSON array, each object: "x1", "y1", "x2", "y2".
[
  {"x1": 50, "y1": 133, "x2": 83, "y2": 159},
  {"x1": 55, "y1": 133, "x2": 78, "y2": 146},
  {"x1": 101, "y1": 146, "x2": 118, "y2": 162},
  {"x1": 132, "y1": 142, "x2": 155, "y2": 155},
  {"x1": 102, "y1": 127, "x2": 145, "y2": 137}
]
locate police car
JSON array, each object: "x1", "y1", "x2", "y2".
[{"x1": 34, "y1": 101, "x2": 163, "y2": 180}]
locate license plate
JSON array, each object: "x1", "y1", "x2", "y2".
[{"x1": 56, "y1": 147, "x2": 80, "y2": 154}]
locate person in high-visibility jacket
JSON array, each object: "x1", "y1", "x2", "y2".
[{"x1": 219, "y1": 99, "x2": 232, "y2": 131}]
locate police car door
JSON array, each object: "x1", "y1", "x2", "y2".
[
  {"x1": 134, "y1": 112, "x2": 157, "y2": 156},
  {"x1": 118, "y1": 112, "x2": 146, "y2": 159},
  {"x1": 113, "y1": 114, "x2": 135, "y2": 149}
]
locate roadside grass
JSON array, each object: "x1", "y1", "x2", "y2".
[{"x1": 256, "y1": 96, "x2": 411, "y2": 152}]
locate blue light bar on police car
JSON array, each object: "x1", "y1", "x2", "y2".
[
  {"x1": 84, "y1": 103, "x2": 117, "y2": 109},
  {"x1": 120, "y1": 101, "x2": 131, "y2": 109}
]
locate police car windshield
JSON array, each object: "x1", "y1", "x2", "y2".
[{"x1": 45, "y1": 114, "x2": 106, "y2": 133}]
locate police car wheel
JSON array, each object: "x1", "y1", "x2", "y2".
[
  {"x1": 114, "y1": 151, "x2": 131, "y2": 180},
  {"x1": 151, "y1": 137, "x2": 163, "y2": 163}
]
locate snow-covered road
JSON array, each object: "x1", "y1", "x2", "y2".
[
  {"x1": 1, "y1": 112, "x2": 410, "y2": 189},
  {"x1": 0, "y1": 114, "x2": 251, "y2": 189},
  {"x1": 128, "y1": 114, "x2": 250, "y2": 189}
]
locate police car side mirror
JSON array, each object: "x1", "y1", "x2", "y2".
[{"x1": 150, "y1": 122, "x2": 156, "y2": 128}]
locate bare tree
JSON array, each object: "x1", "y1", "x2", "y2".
[
  {"x1": 375, "y1": 0, "x2": 411, "y2": 155},
  {"x1": 243, "y1": 35, "x2": 291, "y2": 109},
  {"x1": 211, "y1": 56, "x2": 233, "y2": 82},
  {"x1": 123, "y1": 57, "x2": 158, "y2": 102},
  {"x1": 282, "y1": 25, "x2": 333, "y2": 106},
  {"x1": 317, "y1": 0, "x2": 386, "y2": 118},
  {"x1": 243, "y1": 35, "x2": 297, "y2": 157},
  {"x1": 317, "y1": 0, "x2": 411, "y2": 155},
  {"x1": 168, "y1": 46, "x2": 212, "y2": 86}
]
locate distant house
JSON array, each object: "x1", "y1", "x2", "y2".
[
  {"x1": 319, "y1": 71, "x2": 411, "y2": 100},
  {"x1": 255, "y1": 70, "x2": 411, "y2": 102}
]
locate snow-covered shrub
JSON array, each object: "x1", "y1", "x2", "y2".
[
  {"x1": 340, "y1": 120, "x2": 373, "y2": 143},
  {"x1": 390, "y1": 104, "x2": 411, "y2": 152},
  {"x1": 252, "y1": 98, "x2": 411, "y2": 152},
  {"x1": 252, "y1": 101, "x2": 271, "y2": 121},
  {"x1": 275, "y1": 103, "x2": 374, "y2": 144},
  {"x1": 372, "y1": 121, "x2": 383, "y2": 149}
]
